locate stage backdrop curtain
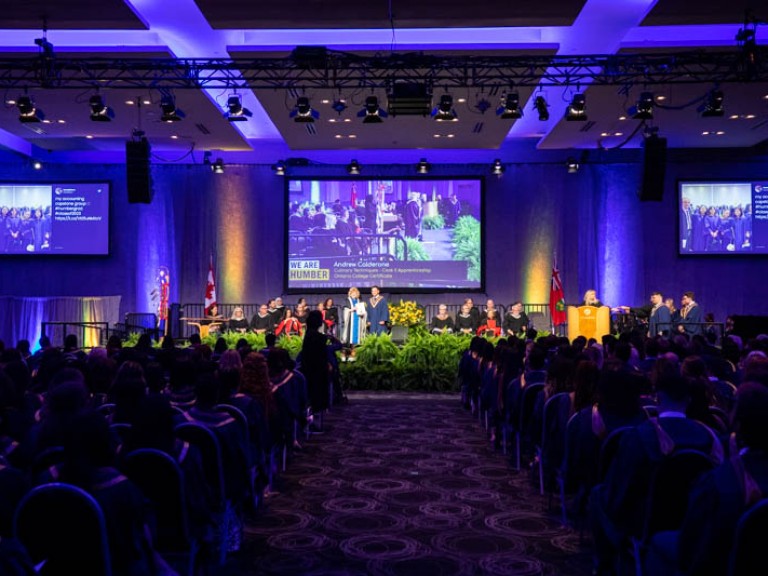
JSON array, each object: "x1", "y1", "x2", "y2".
[{"x1": 0, "y1": 296, "x2": 121, "y2": 350}]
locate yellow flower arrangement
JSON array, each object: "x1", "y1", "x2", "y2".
[{"x1": 388, "y1": 300, "x2": 424, "y2": 327}]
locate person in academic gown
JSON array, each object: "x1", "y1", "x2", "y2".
[{"x1": 366, "y1": 286, "x2": 390, "y2": 336}]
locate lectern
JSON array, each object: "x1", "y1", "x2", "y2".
[{"x1": 567, "y1": 306, "x2": 611, "y2": 342}]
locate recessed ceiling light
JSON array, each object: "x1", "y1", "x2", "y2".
[
  {"x1": 348, "y1": 134, "x2": 357, "y2": 138},
  {"x1": 329, "y1": 118, "x2": 337, "y2": 123},
  {"x1": 125, "y1": 99, "x2": 135, "y2": 105},
  {"x1": 321, "y1": 99, "x2": 330, "y2": 104},
  {"x1": 57, "y1": 119, "x2": 66, "y2": 124},
  {"x1": 85, "y1": 135, "x2": 94, "y2": 139},
  {"x1": 600, "y1": 132, "x2": 609, "y2": 137},
  {"x1": 618, "y1": 115, "x2": 626, "y2": 121},
  {"x1": 5, "y1": 98, "x2": 16, "y2": 105},
  {"x1": 457, "y1": 98, "x2": 467, "y2": 103},
  {"x1": 433, "y1": 134, "x2": 441, "y2": 138},
  {"x1": 702, "y1": 131, "x2": 710, "y2": 135},
  {"x1": 716, "y1": 131, "x2": 725, "y2": 135},
  {"x1": 142, "y1": 99, "x2": 151, "y2": 105},
  {"x1": 170, "y1": 135, "x2": 178, "y2": 139},
  {"x1": 447, "y1": 134, "x2": 455, "y2": 138},
  {"x1": 656, "y1": 95, "x2": 666, "y2": 101},
  {"x1": 614, "y1": 132, "x2": 623, "y2": 136},
  {"x1": 334, "y1": 134, "x2": 342, "y2": 139},
  {"x1": 729, "y1": 115, "x2": 739, "y2": 119},
  {"x1": 343, "y1": 118, "x2": 351, "y2": 123},
  {"x1": 746, "y1": 114, "x2": 756, "y2": 119},
  {"x1": 42, "y1": 119, "x2": 51, "y2": 124}
]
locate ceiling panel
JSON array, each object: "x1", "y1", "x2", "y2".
[
  {"x1": 642, "y1": 0, "x2": 763, "y2": 26},
  {"x1": 1, "y1": 0, "x2": 147, "y2": 30},
  {"x1": 195, "y1": 0, "x2": 586, "y2": 29}
]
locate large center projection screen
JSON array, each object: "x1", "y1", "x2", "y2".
[{"x1": 286, "y1": 178, "x2": 484, "y2": 291}]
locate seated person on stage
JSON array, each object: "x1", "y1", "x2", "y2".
[
  {"x1": 502, "y1": 301, "x2": 529, "y2": 338},
  {"x1": 250, "y1": 303, "x2": 274, "y2": 334},
  {"x1": 478, "y1": 298, "x2": 498, "y2": 326},
  {"x1": 455, "y1": 303, "x2": 477, "y2": 335},
  {"x1": 229, "y1": 306, "x2": 250, "y2": 333},
  {"x1": 430, "y1": 305, "x2": 455, "y2": 334},
  {"x1": 477, "y1": 309, "x2": 502, "y2": 337},
  {"x1": 272, "y1": 297, "x2": 287, "y2": 323},
  {"x1": 294, "y1": 298, "x2": 309, "y2": 328},
  {"x1": 322, "y1": 297, "x2": 339, "y2": 335},
  {"x1": 275, "y1": 308, "x2": 303, "y2": 337}
]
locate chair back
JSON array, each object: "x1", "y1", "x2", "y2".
[
  {"x1": 175, "y1": 422, "x2": 226, "y2": 507},
  {"x1": 641, "y1": 448, "x2": 717, "y2": 539},
  {"x1": 597, "y1": 425, "x2": 634, "y2": 481},
  {"x1": 729, "y1": 498, "x2": 768, "y2": 576},
  {"x1": 518, "y1": 382, "x2": 544, "y2": 440},
  {"x1": 13, "y1": 482, "x2": 112, "y2": 576},
  {"x1": 121, "y1": 448, "x2": 194, "y2": 552}
]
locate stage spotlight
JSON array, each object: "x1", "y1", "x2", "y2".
[
  {"x1": 358, "y1": 95, "x2": 388, "y2": 123},
  {"x1": 491, "y1": 159, "x2": 505, "y2": 176},
  {"x1": 346, "y1": 159, "x2": 361, "y2": 175},
  {"x1": 33, "y1": 161, "x2": 43, "y2": 170},
  {"x1": 565, "y1": 93, "x2": 587, "y2": 121},
  {"x1": 497, "y1": 93, "x2": 522, "y2": 119},
  {"x1": 272, "y1": 161, "x2": 286, "y2": 176},
  {"x1": 160, "y1": 94, "x2": 184, "y2": 122},
  {"x1": 224, "y1": 94, "x2": 252, "y2": 122},
  {"x1": 331, "y1": 99, "x2": 348, "y2": 115},
  {"x1": 17, "y1": 95, "x2": 45, "y2": 123},
  {"x1": 290, "y1": 96, "x2": 319, "y2": 123},
  {"x1": 699, "y1": 89, "x2": 725, "y2": 117},
  {"x1": 416, "y1": 158, "x2": 431, "y2": 174},
  {"x1": 432, "y1": 94, "x2": 458, "y2": 122},
  {"x1": 89, "y1": 95, "x2": 114, "y2": 122},
  {"x1": 534, "y1": 95, "x2": 549, "y2": 121},
  {"x1": 628, "y1": 91, "x2": 654, "y2": 120},
  {"x1": 566, "y1": 157, "x2": 580, "y2": 173},
  {"x1": 211, "y1": 158, "x2": 225, "y2": 174}
]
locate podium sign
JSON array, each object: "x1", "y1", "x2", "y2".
[{"x1": 567, "y1": 306, "x2": 610, "y2": 342}]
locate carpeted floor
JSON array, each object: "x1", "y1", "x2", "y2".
[{"x1": 221, "y1": 392, "x2": 594, "y2": 576}]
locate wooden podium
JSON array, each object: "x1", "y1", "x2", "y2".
[
  {"x1": 181, "y1": 318, "x2": 223, "y2": 338},
  {"x1": 567, "y1": 306, "x2": 611, "y2": 342}
]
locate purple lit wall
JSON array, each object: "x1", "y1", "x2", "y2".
[{"x1": 1, "y1": 148, "x2": 767, "y2": 345}]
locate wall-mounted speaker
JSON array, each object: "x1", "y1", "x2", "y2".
[
  {"x1": 638, "y1": 135, "x2": 667, "y2": 201},
  {"x1": 126, "y1": 138, "x2": 153, "y2": 204}
]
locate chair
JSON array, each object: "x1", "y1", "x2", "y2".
[
  {"x1": 597, "y1": 426, "x2": 634, "y2": 482},
  {"x1": 121, "y1": 448, "x2": 200, "y2": 576},
  {"x1": 515, "y1": 382, "x2": 544, "y2": 471},
  {"x1": 14, "y1": 482, "x2": 112, "y2": 576},
  {"x1": 109, "y1": 422, "x2": 132, "y2": 446},
  {"x1": 634, "y1": 449, "x2": 717, "y2": 576},
  {"x1": 537, "y1": 392, "x2": 572, "y2": 496},
  {"x1": 30, "y1": 445, "x2": 65, "y2": 482},
  {"x1": 729, "y1": 498, "x2": 768, "y2": 576},
  {"x1": 555, "y1": 411, "x2": 582, "y2": 528},
  {"x1": 175, "y1": 422, "x2": 236, "y2": 566},
  {"x1": 215, "y1": 403, "x2": 261, "y2": 503}
]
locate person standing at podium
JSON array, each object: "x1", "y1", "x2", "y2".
[{"x1": 582, "y1": 289, "x2": 602, "y2": 307}]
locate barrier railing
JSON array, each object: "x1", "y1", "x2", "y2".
[{"x1": 40, "y1": 321, "x2": 110, "y2": 349}]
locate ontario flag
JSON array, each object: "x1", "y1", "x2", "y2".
[
  {"x1": 204, "y1": 255, "x2": 217, "y2": 315},
  {"x1": 550, "y1": 262, "x2": 567, "y2": 327}
]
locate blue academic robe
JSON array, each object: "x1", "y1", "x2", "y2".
[{"x1": 366, "y1": 296, "x2": 389, "y2": 335}]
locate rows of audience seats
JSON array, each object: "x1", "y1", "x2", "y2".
[
  {"x1": 458, "y1": 330, "x2": 768, "y2": 576},
  {"x1": 0, "y1": 332, "x2": 335, "y2": 575}
]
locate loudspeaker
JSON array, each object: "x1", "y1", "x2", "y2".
[
  {"x1": 126, "y1": 138, "x2": 153, "y2": 204},
  {"x1": 638, "y1": 135, "x2": 667, "y2": 201}
]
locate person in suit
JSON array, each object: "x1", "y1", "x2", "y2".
[
  {"x1": 680, "y1": 196, "x2": 693, "y2": 252},
  {"x1": 677, "y1": 291, "x2": 703, "y2": 336},
  {"x1": 648, "y1": 291, "x2": 673, "y2": 337}
]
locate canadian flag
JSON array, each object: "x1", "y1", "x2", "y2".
[{"x1": 204, "y1": 255, "x2": 217, "y2": 315}]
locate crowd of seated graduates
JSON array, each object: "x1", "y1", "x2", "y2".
[
  {"x1": 458, "y1": 329, "x2": 768, "y2": 576},
  {"x1": 0, "y1": 325, "x2": 338, "y2": 575}
]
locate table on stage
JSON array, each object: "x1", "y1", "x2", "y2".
[{"x1": 181, "y1": 318, "x2": 224, "y2": 338}]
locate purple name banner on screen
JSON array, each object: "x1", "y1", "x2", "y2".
[
  {"x1": 1, "y1": 182, "x2": 110, "y2": 255},
  {"x1": 285, "y1": 177, "x2": 484, "y2": 291}
]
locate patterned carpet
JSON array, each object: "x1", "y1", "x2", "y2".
[{"x1": 222, "y1": 392, "x2": 593, "y2": 576}]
